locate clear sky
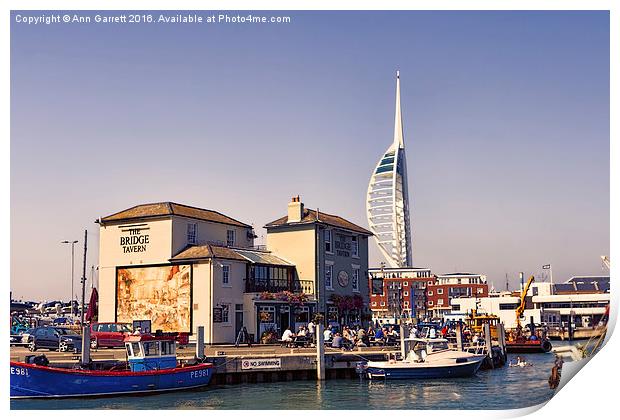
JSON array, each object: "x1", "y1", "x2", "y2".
[{"x1": 10, "y1": 10, "x2": 609, "y2": 301}]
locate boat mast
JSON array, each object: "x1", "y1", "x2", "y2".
[{"x1": 80, "y1": 230, "x2": 88, "y2": 326}]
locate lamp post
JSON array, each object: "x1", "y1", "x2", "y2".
[{"x1": 61, "y1": 240, "x2": 78, "y2": 318}]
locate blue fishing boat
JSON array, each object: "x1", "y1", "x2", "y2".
[
  {"x1": 359, "y1": 338, "x2": 485, "y2": 380},
  {"x1": 10, "y1": 333, "x2": 213, "y2": 398}
]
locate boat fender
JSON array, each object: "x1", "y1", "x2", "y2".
[{"x1": 541, "y1": 340, "x2": 552, "y2": 352}]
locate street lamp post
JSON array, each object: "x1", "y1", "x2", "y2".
[{"x1": 61, "y1": 240, "x2": 78, "y2": 318}]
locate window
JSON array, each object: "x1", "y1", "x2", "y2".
[
  {"x1": 404, "y1": 301, "x2": 409, "y2": 307},
  {"x1": 325, "y1": 230, "x2": 333, "y2": 253},
  {"x1": 325, "y1": 264, "x2": 333, "y2": 289},
  {"x1": 380, "y1": 301, "x2": 385, "y2": 307},
  {"x1": 452, "y1": 304, "x2": 461, "y2": 311},
  {"x1": 428, "y1": 291, "x2": 434, "y2": 296},
  {"x1": 428, "y1": 301, "x2": 434, "y2": 306},
  {"x1": 477, "y1": 288, "x2": 484, "y2": 294},
  {"x1": 403, "y1": 282, "x2": 408, "y2": 286},
  {"x1": 221, "y1": 304, "x2": 230, "y2": 323},
  {"x1": 437, "y1": 288, "x2": 443, "y2": 294},
  {"x1": 222, "y1": 265, "x2": 230, "y2": 286},
  {"x1": 226, "y1": 230, "x2": 235, "y2": 247},
  {"x1": 372, "y1": 301, "x2": 377, "y2": 307},
  {"x1": 352, "y1": 236, "x2": 359, "y2": 257},
  {"x1": 437, "y1": 299, "x2": 444, "y2": 305},
  {"x1": 187, "y1": 223, "x2": 197, "y2": 244},
  {"x1": 403, "y1": 291, "x2": 409, "y2": 297},
  {"x1": 352, "y1": 268, "x2": 360, "y2": 291},
  {"x1": 499, "y1": 303, "x2": 518, "y2": 310}
]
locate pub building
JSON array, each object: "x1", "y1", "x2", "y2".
[
  {"x1": 264, "y1": 196, "x2": 372, "y2": 331},
  {"x1": 96, "y1": 197, "x2": 371, "y2": 344}
]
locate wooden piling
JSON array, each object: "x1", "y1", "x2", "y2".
[
  {"x1": 456, "y1": 321, "x2": 463, "y2": 351},
  {"x1": 483, "y1": 323, "x2": 494, "y2": 369},
  {"x1": 196, "y1": 326, "x2": 205, "y2": 359},
  {"x1": 316, "y1": 323, "x2": 325, "y2": 380}
]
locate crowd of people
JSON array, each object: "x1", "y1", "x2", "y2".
[
  {"x1": 280, "y1": 323, "x2": 406, "y2": 350},
  {"x1": 278, "y1": 320, "x2": 495, "y2": 350}
]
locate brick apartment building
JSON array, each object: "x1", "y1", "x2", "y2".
[
  {"x1": 426, "y1": 272, "x2": 489, "y2": 318},
  {"x1": 368, "y1": 267, "x2": 434, "y2": 323}
]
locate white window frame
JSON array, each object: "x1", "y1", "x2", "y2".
[
  {"x1": 437, "y1": 288, "x2": 443, "y2": 294},
  {"x1": 226, "y1": 230, "x2": 235, "y2": 247},
  {"x1": 403, "y1": 281, "x2": 409, "y2": 287},
  {"x1": 380, "y1": 301, "x2": 385, "y2": 307},
  {"x1": 325, "y1": 230, "x2": 333, "y2": 254},
  {"x1": 372, "y1": 301, "x2": 377, "y2": 307},
  {"x1": 351, "y1": 265, "x2": 360, "y2": 292},
  {"x1": 351, "y1": 236, "x2": 359, "y2": 258},
  {"x1": 221, "y1": 303, "x2": 231, "y2": 324},
  {"x1": 403, "y1": 291, "x2": 409, "y2": 297},
  {"x1": 437, "y1": 299, "x2": 444, "y2": 306},
  {"x1": 325, "y1": 262, "x2": 334, "y2": 290},
  {"x1": 222, "y1": 264, "x2": 231, "y2": 287},
  {"x1": 187, "y1": 223, "x2": 197, "y2": 245},
  {"x1": 428, "y1": 291, "x2": 434, "y2": 296}
]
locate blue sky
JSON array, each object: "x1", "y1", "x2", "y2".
[{"x1": 10, "y1": 10, "x2": 609, "y2": 300}]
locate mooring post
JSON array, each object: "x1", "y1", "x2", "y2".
[
  {"x1": 81, "y1": 325, "x2": 91, "y2": 365},
  {"x1": 316, "y1": 323, "x2": 325, "y2": 380},
  {"x1": 497, "y1": 323, "x2": 507, "y2": 362},
  {"x1": 456, "y1": 321, "x2": 463, "y2": 351},
  {"x1": 196, "y1": 326, "x2": 205, "y2": 359},
  {"x1": 483, "y1": 322, "x2": 494, "y2": 368},
  {"x1": 400, "y1": 322, "x2": 406, "y2": 359}
]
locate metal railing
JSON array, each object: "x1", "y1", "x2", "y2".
[{"x1": 244, "y1": 279, "x2": 315, "y2": 296}]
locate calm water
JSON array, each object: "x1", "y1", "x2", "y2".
[{"x1": 12, "y1": 351, "x2": 559, "y2": 410}]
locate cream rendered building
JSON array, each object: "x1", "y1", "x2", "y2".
[{"x1": 97, "y1": 202, "x2": 257, "y2": 344}]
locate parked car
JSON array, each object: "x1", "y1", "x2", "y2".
[
  {"x1": 27, "y1": 327, "x2": 82, "y2": 353},
  {"x1": 90, "y1": 322, "x2": 132, "y2": 349}
]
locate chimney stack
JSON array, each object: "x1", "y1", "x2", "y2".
[{"x1": 287, "y1": 195, "x2": 304, "y2": 223}]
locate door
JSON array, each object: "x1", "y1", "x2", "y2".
[
  {"x1": 279, "y1": 306, "x2": 290, "y2": 334},
  {"x1": 235, "y1": 307, "x2": 244, "y2": 338}
]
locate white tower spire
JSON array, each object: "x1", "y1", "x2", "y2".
[{"x1": 366, "y1": 71, "x2": 413, "y2": 268}]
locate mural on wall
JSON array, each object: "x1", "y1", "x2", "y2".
[{"x1": 116, "y1": 264, "x2": 191, "y2": 333}]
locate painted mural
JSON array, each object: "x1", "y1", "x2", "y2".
[{"x1": 116, "y1": 264, "x2": 191, "y2": 333}]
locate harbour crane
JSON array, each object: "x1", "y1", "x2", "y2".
[
  {"x1": 601, "y1": 255, "x2": 610, "y2": 270},
  {"x1": 515, "y1": 275, "x2": 535, "y2": 329}
]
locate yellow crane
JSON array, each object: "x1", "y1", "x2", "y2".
[{"x1": 515, "y1": 275, "x2": 535, "y2": 329}]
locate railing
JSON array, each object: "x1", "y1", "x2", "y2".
[{"x1": 245, "y1": 279, "x2": 315, "y2": 296}]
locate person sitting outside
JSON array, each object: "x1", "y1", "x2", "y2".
[
  {"x1": 324, "y1": 325, "x2": 333, "y2": 343},
  {"x1": 429, "y1": 327, "x2": 437, "y2": 339},
  {"x1": 281, "y1": 327, "x2": 295, "y2": 347},
  {"x1": 331, "y1": 333, "x2": 352, "y2": 351},
  {"x1": 331, "y1": 332, "x2": 344, "y2": 349},
  {"x1": 356, "y1": 328, "x2": 369, "y2": 347}
]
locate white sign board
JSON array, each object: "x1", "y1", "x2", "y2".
[{"x1": 241, "y1": 358, "x2": 282, "y2": 370}]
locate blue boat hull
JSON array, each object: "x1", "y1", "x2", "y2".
[
  {"x1": 366, "y1": 358, "x2": 484, "y2": 380},
  {"x1": 10, "y1": 362, "x2": 213, "y2": 398}
]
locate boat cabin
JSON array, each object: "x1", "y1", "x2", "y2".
[
  {"x1": 403, "y1": 338, "x2": 449, "y2": 362},
  {"x1": 124, "y1": 335, "x2": 177, "y2": 372}
]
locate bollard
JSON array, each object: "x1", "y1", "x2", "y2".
[
  {"x1": 81, "y1": 325, "x2": 91, "y2": 365},
  {"x1": 316, "y1": 323, "x2": 325, "y2": 380},
  {"x1": 196, "y1": 326, "x2": 205, "y2": 359}
]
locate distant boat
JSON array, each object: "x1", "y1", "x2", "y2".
[
  {"x1": 358, "y1": 338, "x2": 486, "y2": 380},
  {"x1": 10, "y1": 333, "x2": 213, "y2": 398}
]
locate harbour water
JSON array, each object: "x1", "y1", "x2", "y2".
[{"x1": 12, "y1": 351, "x2": 558, "y2": 410}]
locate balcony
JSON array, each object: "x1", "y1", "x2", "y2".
[{"x1": 245, "y1": 279, "x2": 315, "y2": 296}]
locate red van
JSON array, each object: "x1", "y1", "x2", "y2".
[{"x1": 90, "y1": 322, "x2": 132, "y2": 349}]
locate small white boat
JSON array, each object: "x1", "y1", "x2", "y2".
[{"x1": 362, "y1": 338, "x2": 486, "y2": 380}]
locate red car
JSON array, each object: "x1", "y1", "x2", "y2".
[{"x1": 90, "y1": 322, "x2": 132, "y2": 349}]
